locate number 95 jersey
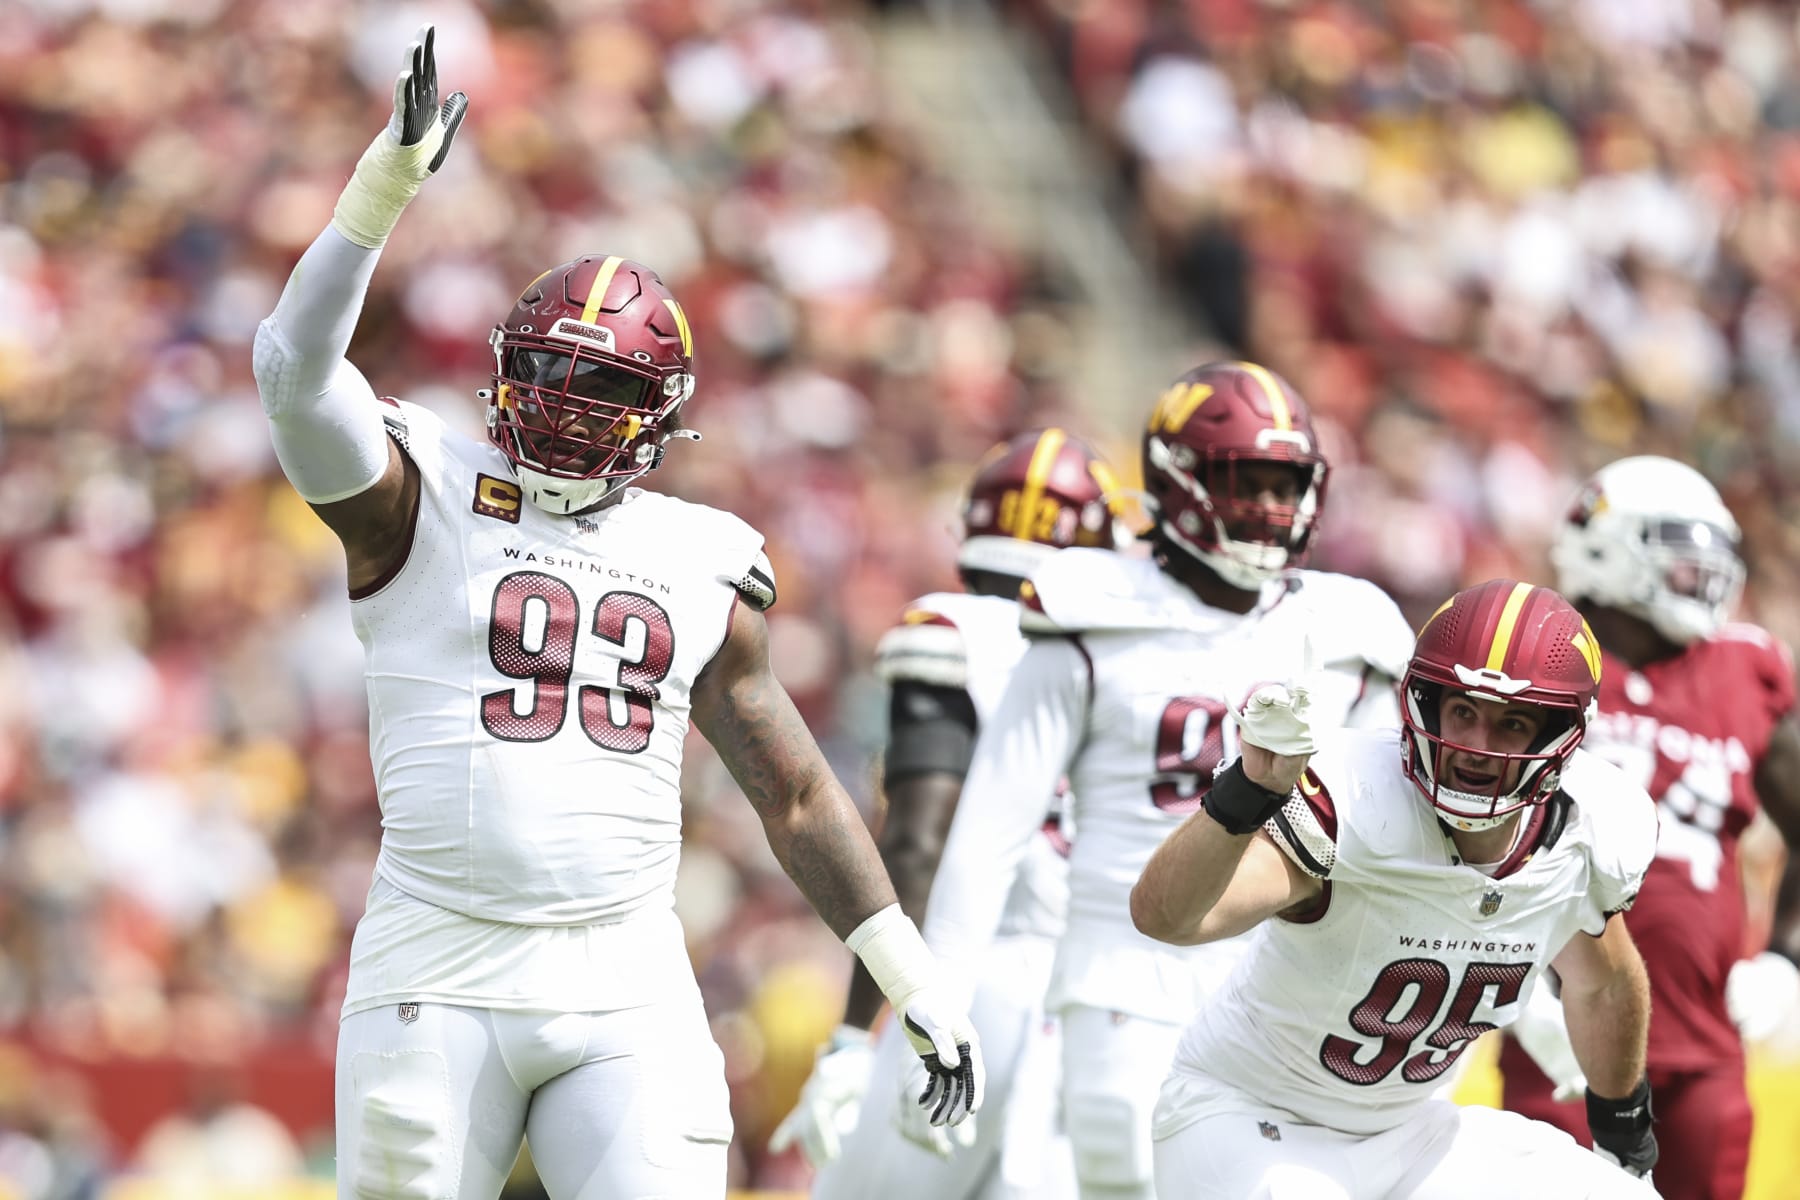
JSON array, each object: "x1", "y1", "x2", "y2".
[
  {"x1": 351, "y1": 401, "x2": 768, "y2": 927},
  {"x1": 1159, "y1": 727, "x2": 1658, "y2": 1139}
]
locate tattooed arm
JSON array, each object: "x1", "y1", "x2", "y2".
[
  {"x1": 692, "y1": 597, "x2": 896, "y2": 936},
  {"x1": 694, "y1": 597, "x2": 986, "y2": 1131}
]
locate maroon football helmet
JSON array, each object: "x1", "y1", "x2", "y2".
[
  {"x1": 487, "y1": 255, "x2": 697, "y2": 514},
  {"x1": 1141, "y1": 361, "x2": 1327, "y2": 590},
  {"x1": 1402, "y1": 579, "x2": 1602, "y2": 830},
  {"x1": 959, "y1": 428, "x2": 1132, "y2": 579}
]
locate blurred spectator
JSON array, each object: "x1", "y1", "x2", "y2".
[{"x1": 1019, "y1": 0, "x2": 1800, "y2": 638}]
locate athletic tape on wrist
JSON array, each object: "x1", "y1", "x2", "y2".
[
  {"x1": 844, "y1": 904, "x2": 938, "y2": 1016},
  {"x1": 330, "y1": 124, "x2": 447, "y2": 249}
]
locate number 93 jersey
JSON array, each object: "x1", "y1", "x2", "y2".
[
  {"x1": 350, "y1": 401, "x2": 767, "y2": 928},
  {"x1": 1159, "y1": 727, "x2": 1658, "y2": 1139}
]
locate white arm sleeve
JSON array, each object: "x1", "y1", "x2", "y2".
[
  {"x1": 251, "y1": 226, "x2": 393, "y2": 504},
  {"x1": 921, "y1": 637, "x2": 1089, "y2": 1006}
]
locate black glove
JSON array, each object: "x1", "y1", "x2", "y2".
[
  {"x1": 395, "y1": 25, "x2": 468, "y2": 173},
  {"x1": 1587, "y1": 1078, "x2": 1656, "y2": 1178}
]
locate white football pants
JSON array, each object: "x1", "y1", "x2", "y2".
[
  {"x1": 335, "y1": 997, "x2": 730, "y2": 1199},
  {"x1": 1153, "y1": 1085, "x2": 1658, "y2": 1199},
  {"x1": 1058, "y1": 1005, "x2": 1183, "y2": 1200},
  {"x1": 812, "y1": 934, "x2": 1076, "y2": 1200}
]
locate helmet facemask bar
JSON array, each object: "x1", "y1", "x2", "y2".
[
  {"x1": 1635, "y1": 518, "x2": 1745, "y2": 644},
  {"x1": 490, "y1": 330, "x2": 680, "y2": 484},
  {"x1": 1401, "y1": 678, "x2": 1586, "y2": 832},
  {"x1": 1149, "y1": 437, "x2": 1328, "y2": 589}
]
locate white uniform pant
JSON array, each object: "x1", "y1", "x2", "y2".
[
  {"x1": 335, "y1": 999, "x2": 730, "y2": 1200},
  {"x1": 1153, "y1": 1084, "x2": 1657, "y2": 1199},
  {"x1": 1057, "y1": 1005, "x2": 1182, "y2": 1200},
  {"x1": 812, "y1": 935, "x2": 1075, "y2": 1200}
]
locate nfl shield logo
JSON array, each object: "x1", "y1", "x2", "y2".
[
  {"x1": 1258, "y1": 1121, "x2": 1282, "y2": 1142},
  {"x1": 1479, "y1": 889, "x2": 1504, "y2": 917},
  {"x1": 397, "y1": 1002, "x2": 420, "y2": 1025}
]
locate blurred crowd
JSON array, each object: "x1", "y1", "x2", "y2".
[
  {"x1": 1019, "y1": 0, "x2": 1800, "y2": 648},
  {"x1": 1, "y1": 0, "x2": 1798, "y2": 1194}
]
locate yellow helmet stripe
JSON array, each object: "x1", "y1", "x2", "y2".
[
  {"x1": 1572, "y1": 619, "x2": 1604, "y2": 684},
  {"x1": 1484, "y1": 581, "x2": 1537, "y2": 673},
  {"x1": 579, "y1": 255, "x2": 626, "y2": 326},
  {"x1": 1015, "y1": 428, "x2": 1068, "y2": 540},
  {"x1": 1418, "y1": 595, "x2": 1455, "y2": 639},
  {"x1": 1151, "y1": 382, "x2": 1212, "y2": 434},
  {"x1": 1235, "y1": 361, "x2": 1292, "y2": 431},
  {"x1": 662, "y1": 298, "x2": 693, "y2": 356}
]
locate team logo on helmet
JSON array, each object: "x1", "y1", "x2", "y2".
[
  {"x1": 958, "y1": 428, "x2": 1133, "y2": 579},
  {"x1": 1550, "y1": 456, "x2": 1744, "y2": 647},
  {"x1": 1401, "y1": 580, "x2": 1599, "y2": 832},
  {"x1": 486, "y1": 255, "x2": 699, "y2": 516},
  {"x1": 1141, "y1": 361, "x2": 1328, "y2": 591}
]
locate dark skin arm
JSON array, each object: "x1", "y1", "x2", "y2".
[
  {"x1": 1755, "y1": 715, "x2": 1800, "y2": 957},
  {"x1": 307, "y1": 437, "x2": 419, "y2": 592},
  {"x1": 692, "y1": 598, "x2": 897, "y2": 937},
  {"x1": 843, "y1": 771, "x2": 963, "y2": 1030}
]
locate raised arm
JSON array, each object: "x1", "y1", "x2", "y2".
[
  {"x1": 251, "y1": 28, "x2": 465, "y2": 589},
  {"x1": 1131, "y1": 682, "x2": 1320, "y2": 945},
  {"x1": 692, "y1": 597, "x2": 982, "y2": 1128}
]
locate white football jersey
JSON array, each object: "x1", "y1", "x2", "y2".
[
  {"x1": 922, "y1": 548, "x2": 1414, "y2": 1023},
  {"x1": 874, "y1": 591, "x2": 1070, "y2": 942},
  {"x1": 1163, "y1": 727, "x2": 1658, "y2": 1137},
  {"x1": 341, "y1": 401, "x2": 766, "y2": 1016}
]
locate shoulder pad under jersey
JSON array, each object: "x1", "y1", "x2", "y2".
[
  {"x1": 1559, "y1": 748, "x2": 1659, "y2": 917},
  {"x1": 1020, "y1": 548, "x2": 1229, "y2": 636},
  {"x1": 630, "y1": 492, "x2": 772, "y2": 606},
  {"x1": 1282, "y1": 571, "x2": 1413, "y2": 680},
  {"x1": 1712, "y1": 623, "x2": 1796, "y2": 719},
  {"x1": 875, "y1": 594, "x2": 971, "y2": 689},
  {"x1": 735, "y1": 550, "x2": 777, "y2": 611},
  {"x1": 378, "y1": 395, "x2": 411, "y2": 446}
]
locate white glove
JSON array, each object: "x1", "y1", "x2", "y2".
[
  {"x1": 1238, "y1": 681, "x2": 1316, "y2": 756},
  {"x1": 896, "y1": 1051, "x2": 978, "y2": 1158},
  {"x1": 768, "y1": 1025, "x2": 873, "y2": 1166},
  {"x1": 1510, "y1": 983, "x2": 1586, "y2": 1103},
  {"x1": 331, "y1": 25, "x2": 469, "y2": 248},
  {"x1": 899, "y1": 989, "x2": 985, "y2": 1129},
  {"x1": 842, "y1": 906, "x2": 985, "y2": 1132},
  {"x1": 1727, "y1": 952, "x2": 1800, "y2": 1044}
]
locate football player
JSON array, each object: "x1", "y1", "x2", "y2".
[
  {"x1": 250, "y1": 29, "x2": 983, "y2": 1199},
  {"x1": 1135, "y1": 580, "x2": 1660, "y2": 1198},
  {"x1": 1499, "y1": 456, "x2": 1800, "y2": 1200},
  {"x1": 776, "y1": 429, "x2": 1130, "y2": 1198},
  {"x1": 918, "y1": 362, "x2": 1416, "y2": 1199}
]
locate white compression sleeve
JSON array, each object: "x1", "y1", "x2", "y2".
[
  {"x1": 920, "y1": 637, "x2": 1089, "y2": 1008},
  {"x1": 252, "y1": 226, "x2": 392, "y2": 503}
]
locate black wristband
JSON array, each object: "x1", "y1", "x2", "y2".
[
  {"x1": 1586, "y1": 1076, "x2": 1653, "y2": 1135},
  {"x1": 1202, "y1": 759, "x2": 1291, "y2": 835}
]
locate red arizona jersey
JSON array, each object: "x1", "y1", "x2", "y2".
[{"x1": 1584, "y1": 624, "x2": 1796, "y2": 1069}]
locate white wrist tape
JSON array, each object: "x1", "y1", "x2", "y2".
[
  {"x1": 845, "y1": 904, "x2": 939, "y2": 1016},
  {"x1": 330, "y1": 122, "x2": 447, "y2": 249}
]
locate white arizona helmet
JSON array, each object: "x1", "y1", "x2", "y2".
[{"x1": 1551, "y1": 456, "x2": 1744, "y2": 646}]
